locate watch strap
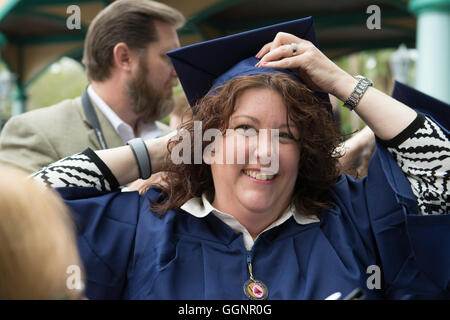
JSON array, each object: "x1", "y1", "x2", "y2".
[
  {"x1": 343, "y1": 75, "x2": 373, "y2": 111},
  {"x1": 127, "y1": 138, "x2": 152, "y2": 180}
]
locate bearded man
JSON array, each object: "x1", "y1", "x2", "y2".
[{"x1": 0, "y1": 0, "x2": 184, "y2": 173}]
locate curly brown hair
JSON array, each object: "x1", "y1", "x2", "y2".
[{"x1": 153, "y1": 73, "x2": 342, "y2": 217}]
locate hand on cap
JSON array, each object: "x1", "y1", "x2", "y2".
[{"x1": 255, "y1": 32, "x2": 353, "y2": 97}]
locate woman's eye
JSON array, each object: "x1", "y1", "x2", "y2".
[
  {"x1": 279, "y1": 132, "x2": 294, "y2": 139},
  {"x1": 235, "y1": 125, "x2": 257, "y2": 136}
]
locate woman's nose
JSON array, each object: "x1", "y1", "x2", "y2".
[{"x1": 252, "y1": 129, "x2": 279, "y2": 166}]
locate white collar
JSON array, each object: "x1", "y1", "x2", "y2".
[
  {"x1": 180, "y1": 193, "x2": 319, "y2": 250},
  {"x1": 87, "y1": 85, "x2": 162, "y2": 143}
]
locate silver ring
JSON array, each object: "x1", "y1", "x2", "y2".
[{"x1": 291, "y1": 43, "x2": 298, "y2": 56}]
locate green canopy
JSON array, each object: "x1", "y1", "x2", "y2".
[
  {"x1": 0, "y1": 0, "x2": 113, "y2": 114},
  {"x1": 0, "y1": 0, "x2": 417, "y2": 114}
]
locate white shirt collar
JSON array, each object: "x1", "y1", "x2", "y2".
[
  {"x1": 87, "y1": 85, "x2": 162, "y2": 143},
  {"x1": 180, "y1": 193, "x2": 319, "y2": 250}
]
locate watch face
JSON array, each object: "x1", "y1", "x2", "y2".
[{"x1": 355, "y1": 75, "x2": 373, "y2": 86}]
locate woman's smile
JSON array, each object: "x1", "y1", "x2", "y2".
[{"x1": 242, "y1": 169, "x2": 277, "y2": 183}]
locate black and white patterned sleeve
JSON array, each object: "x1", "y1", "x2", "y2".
[
  {"x1": 381, "y1": 114, "x2": 449, "y2": 215},
  {"x1": 32, "y1": 148, "x2": 120, "y2": 192}
]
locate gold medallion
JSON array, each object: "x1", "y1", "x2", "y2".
[{"x1": 243, "y1": 279, "x2": 268, "y2": 300}]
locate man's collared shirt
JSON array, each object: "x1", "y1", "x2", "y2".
[{"x1": 87, "y1": 85, "x2": 162, "y2": 143}]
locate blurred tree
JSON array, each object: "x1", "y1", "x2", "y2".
[
  {"x1": 333, "y1": 48, "x2": 398, "y2": 136},
  {"x1": 2, "y1": 49, "x2": 410, "y2": 136},
  {"x1": 27, "y1": 57, "x2": 88, "y2": 111}
]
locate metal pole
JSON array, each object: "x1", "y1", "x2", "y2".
[
  {"x1": 409, "y1": 0, "x2": 450, "y2": 103},
  {"x1": 11, "y1": 83, "x2": 26, "y2": 116}
]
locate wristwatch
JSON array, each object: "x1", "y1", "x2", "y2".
[{"x1": 343, "y1": 75, "x2": 373, "y2": 111}]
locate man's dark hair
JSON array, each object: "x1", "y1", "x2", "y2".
[{"x1": 82, "y1": 0, "x2": 185, "y2": 81}]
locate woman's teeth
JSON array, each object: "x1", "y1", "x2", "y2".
[{"x1": 243, "y1": 170, "x2": 276, "y2": 181}]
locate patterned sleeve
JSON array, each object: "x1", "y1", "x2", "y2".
[
  {"x1": 380, "y1": 114, "x2": 450, "y2": 215},
  {"x1": 31, "y1": 114, "x2": 449, "y2": 215},
  {"x1": 31, "y1": 148, "x2": 119, "y2": 192}
]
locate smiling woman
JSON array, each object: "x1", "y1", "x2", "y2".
[
  {"x1": 30, "y1": 17, "x2": 450, "y2": 300},
  {"x1": 157, "y1": 73, "x2": 340, "y2": 237}
]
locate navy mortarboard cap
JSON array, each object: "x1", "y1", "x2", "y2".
[
  {"x1": 211, "y1": 56, "x2": 301, "y2": 92},
  {"x1": 167, "y1": 16, "x2": 318, "y2": 107},
  {"x1": 392, "y1": 81, "x2": 449, "y2": 134}
]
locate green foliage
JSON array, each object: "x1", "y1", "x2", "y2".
[
  {"x1": 332, "y1": 48, "x2": 397, "y2": 134},
  {"x1": 160, "y1": 114, "x2": 171, "y2": 126},
  {"x1": 27, "y1": 58, "x2": 88, "y2": 110},
  {"x1": 2, "y1": 48, "x2": 405, "y2": 136}
]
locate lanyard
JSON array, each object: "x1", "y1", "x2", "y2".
[
  {"x1": 243, "y1": 248, "x2": 268, "y2": 300},
  {"x1": 82, "y1": 90, "x2": 108, "y2": 149}
]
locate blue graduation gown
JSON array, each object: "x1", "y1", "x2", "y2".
[{"x1": 57, "y1": 85, "x2": 450, "y2": 300}]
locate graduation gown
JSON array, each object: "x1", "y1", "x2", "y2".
[{"x1": 57, "y1": 83, "x2": 450, "y2": 300}]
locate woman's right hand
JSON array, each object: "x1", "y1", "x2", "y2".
[
  {"x1": 127, "y1": 172, "x2": 169, "y2": 195},
  {"x1": 95, "y1": 130, "x2": 177, "y2": 186},
  {"x1": 144, "y1": 130, "x2": 178, "y2": 174}
]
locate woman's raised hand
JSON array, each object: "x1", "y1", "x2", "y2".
[
  {"x1": 256, "y1": 32, "x2": 417, "y2": 141},
  {"x1": 255, "y1": 32, "x2": 354, "y2": 100}
]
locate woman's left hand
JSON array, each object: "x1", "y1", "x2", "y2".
[
  {"x1": 256, "y1": 32, "x2": 417, "y2": 141},
  {"x1": 255, "y1": 32, "x2": 354, "y2": 100}
]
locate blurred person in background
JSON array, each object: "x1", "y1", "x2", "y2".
[
  {"x1": 0, "y1": 0, "x2": 184, "y2": 173},
  {"x1": 0, "y1": 165, "x2": 84, "y2": 299},
  {"x1": 169, "y1": 93, "x2": 193, "y2": 130},
  {"x1": 338, "y1": 126, "x2": 375, "y2": 177},
  {"x1": 330, "y1": 94, "x2": 375, "y2": 178}
]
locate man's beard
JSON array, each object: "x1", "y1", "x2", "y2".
[{"x1": 126, "y1": 60, "x2": 175, "y2": 123}]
